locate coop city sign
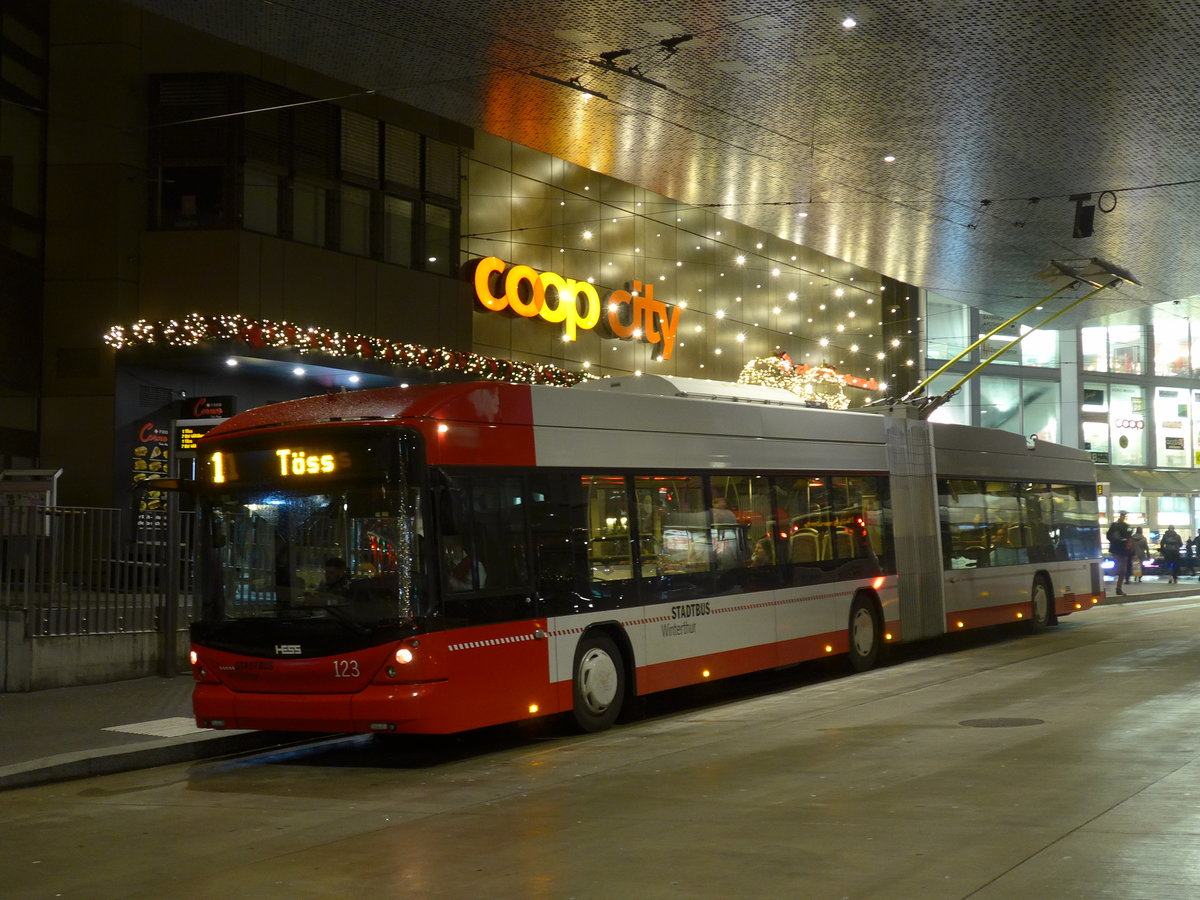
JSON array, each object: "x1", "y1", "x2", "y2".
[{"x1": 471, "y1": 256, "x2": 681, "y2": 359}]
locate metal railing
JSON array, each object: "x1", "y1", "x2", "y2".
[{"x1": 0, "y1": 505, "x2": 195, "y2": 637}]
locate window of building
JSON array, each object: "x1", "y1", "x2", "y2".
[
  {"x1": 149, "y1": 75, "x2": 461, "y2": 271},
  {"x1": 384, "y1": 123, "x2": 421, "y2": 189},
  {"x1": 161, "y1": 165, "x2": 226, "y2": 229},
  {"x1": 1154, "y1": 386, "x2": 1191, "y2": 467},
  {"x1": 241, "y1": 163, "x2": 279, "y2": 235},
  {"x1": 1155, "y1": 322, "x2": 1192, "y2": 377},
  {"x1": 424, "y1": 203, "x2": 454, "y2": 275},
  {"x1": 1109, "y1": 384, "x2": 1146, "y2": 466},
  {"x1": 340, "y1": 185, "x2": 371, "y2": 256},
  {"x1": 923, "y1": 373, "x2": 971, "y2": 426},
  {"x1": 1082, "y1": 324, "x2": 1145, "y2": 375},
  {"x1": 978, "y1": 376, "x2": 1059, "y2": 441},
  {"x1": 1110, "y1": 325, "x2": 1144, "y2": 374},
  {"x1": 290, "y1": 177, "x2": 328, "y2": 246},
  {"x1": 1082, "y1": 382, "x2": 1109, "y2": 464},
  {"x1": 384, "y1": 195, "x2": 414, "y2": 266},
  {"x1": 923, "y1": 293, "x2": 971, "y2": 361}
]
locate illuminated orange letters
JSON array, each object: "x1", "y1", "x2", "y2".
[
  {"x1": 472, "y1": 257, "x2": 680, "y2": 358},
  {"x1": 605, "y1": 281, "x2": 680, "y2": 359},
  {"x1": 473, "y1": 257, "x2": 600, "y2": 341}
]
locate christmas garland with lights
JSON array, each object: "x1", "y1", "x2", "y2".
[
  {"x1": 103, "y1": 313, "x2": 593, "y2": 386},
  {"x1": 737, "y1": 353, "x2": 878, "y2": 410}
]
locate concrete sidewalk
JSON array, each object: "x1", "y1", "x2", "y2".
[
  {"x1": 0, "y1": 674, "x2": 314, "y2": 791},
  {"x1": 1, "y1": 576, "x2": 1197, "y2": 792}
]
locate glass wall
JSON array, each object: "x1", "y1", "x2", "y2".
[
  {"x1": 1154, "y1": 386, "x2": 1192, "y2": 467},
  {"x1": 979, "y1": 375, "x2": 1059, "y2": 442},
  {"x1": 1083, "y1": 324, "x2": 1145, "y2": 374},
  {"x1": 1155, "y1": 322, "x2": 1193, "y2": 377},
  {"x1": 148, "y1": 74, "x2": 461, "y2": 274},
  {"x1": 1109, "y1": 383, "x2": 1147, "y2": 466}
]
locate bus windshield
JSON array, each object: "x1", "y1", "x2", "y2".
[{"x1": 198, "y1": 432, "x2": 427, "y2": 628}]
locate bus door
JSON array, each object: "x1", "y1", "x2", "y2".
[{"x1": 433, "y1": 470, "x2": 551, "y2": 722}]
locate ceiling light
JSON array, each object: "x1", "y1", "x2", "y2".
[
  {"x1": 883, "y1": 155, "x2": 895, "y2": 162},
  {"x1": 349, "y1": 374, "x2": 361, "y2": 384},
  {"x1": 736, "y1": 333, "x2": 746, "y2": 342},
  {"x1": 819, "y1": 337, "x2": 830, "y2": 347},
  {"x1": 225, "y1": 358, "x2": 238, "y2": 367},
  {"x1": 582, "y1": 230, "x2": 592, "y2": 239},
  {"x1": 715, "y1": 310, "x2": 726, "y2": 319},
  {"x1": 842, "y1": 17, "x2": 857, "y2": 28},
  {"x1": 736, "y1": 255, "x2": 746, "y2": 265}
]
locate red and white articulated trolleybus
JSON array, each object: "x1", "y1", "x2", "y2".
[{"x1": 188, "y1": 375, "x2": 1103, "y2": 734}]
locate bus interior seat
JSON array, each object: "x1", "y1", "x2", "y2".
[{"x1": 789, "y1": 530, "x2": 820, "y2": 563}]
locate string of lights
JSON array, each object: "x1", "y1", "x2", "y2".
[{"x1": 103, "y1": 314, "x2": 594, "y2": 387}]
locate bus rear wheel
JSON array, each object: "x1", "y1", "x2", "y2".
[
  {"x1": 848, "y1": 594, "x2": 883, "y2": 672},
  {"x1": 1030, "y1": 575, "x2": 1057, "y2": 630},
  {"x1": 572, "y1": 632, "x2": 625, "y2": 732}
]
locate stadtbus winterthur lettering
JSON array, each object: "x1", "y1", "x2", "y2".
[{"x1": 472, "y1": 256, "x2": 682, "y2": 359}]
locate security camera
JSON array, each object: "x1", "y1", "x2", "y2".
[{"x1": 1026, "y1": 434, "x2": 1038, "y2": 450}]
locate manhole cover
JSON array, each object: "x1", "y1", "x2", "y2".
[{"x1": 959, "y1": 717, "x2": 1045, "y2": 728}]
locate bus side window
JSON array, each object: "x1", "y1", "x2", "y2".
[
  {"x1": 468, "y1": 476, "x2": 528, "y2": 591},
  {"x1": 528, "y1": 472, "x2": 590, "y2": 613}
]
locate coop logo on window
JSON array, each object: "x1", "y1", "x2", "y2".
[{"x1": 470, "y1": 256, "x2": 682, "y2": 359}]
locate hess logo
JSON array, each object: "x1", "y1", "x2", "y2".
[{"x1": 470, "y1": 256, "x2": 681, "y2": 359}]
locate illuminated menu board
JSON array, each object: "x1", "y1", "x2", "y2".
[{"x1": 177, "y1": 424, "x2": 219, "y2": 452}]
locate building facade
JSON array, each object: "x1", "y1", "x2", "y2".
[{"x1": 20, "y1": 0, "x2": 1200, "y2": 544}]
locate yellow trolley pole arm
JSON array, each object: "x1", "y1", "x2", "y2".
[
  {"x1": 899, "y1": 280, "x2": 1076, "y2": 403},
  {"x1": 919, "y1": 280, "x2": 1117, "y2": 419}
]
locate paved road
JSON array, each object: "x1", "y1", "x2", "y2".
[{"x1": 3, "y1": 596, "x2": 1200, "y2": 899}]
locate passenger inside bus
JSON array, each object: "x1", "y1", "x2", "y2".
[{"x1": 316, "y1": 556, "x2": 351, "y2": 596}]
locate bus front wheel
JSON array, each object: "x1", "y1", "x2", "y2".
[
  {"x1": 848, "y1": 594, "x2": 883, "y2": 672},
  {"x1": 1030, "y1": 575, "x2": 1057, "y2": 630},
  {"x1": 572, "y1": 632, "x2": 625, "y2": 732}
]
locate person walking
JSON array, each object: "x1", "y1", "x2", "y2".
[
  {"x1": 1160, "y1": 525, "x2": 1184, "y2": 583},
  {"x1": 1130, "y1": 527, "x2": 1150, "y2": 581},
  {"x1": 1107, "y1": 511, "x2": 1133, "y2": 595}
]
